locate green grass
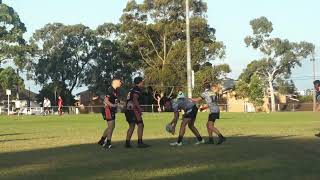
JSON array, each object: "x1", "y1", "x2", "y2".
[{"x1": 0, "y1": 112, "x2": 320, "y2": 180}]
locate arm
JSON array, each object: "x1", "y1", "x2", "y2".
[
  {"x1": 133, "y1": 94, "x2": 142, "y2": 111},
  {"x1": 190, "y1": 97, "x2": 203, "y2": 103},
  {"x1": 169, "y1": 111, "x2": 179, "y2": 135},
  {"x1": 104, "y1": 96, "x2": 117, "y2": 108}
]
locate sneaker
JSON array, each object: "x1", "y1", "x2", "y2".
[
  {"x1": 315, "y1": 133, "x2": 320, "y2": 137},
  {"x1": 217, "y1": 137, "x2": 226, "y2": 145},
  {"x1": 137, "y1": 143, "x2": 151, "y2": 148},
  {"x1": 170, "y1": 142, "x2": 183, "y2": 147},
  {"x1": 103, "y1": 143, "x2": 112, "y2": 149},
  {"x1": 204, "y1": 140, "x2": 214, "y2": 145},
  {"x1": 195, "y1": 139, "x2": 205, "y2": 145}
]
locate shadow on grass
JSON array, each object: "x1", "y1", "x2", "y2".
[
  {"x1": 0, "y1": 133, "x2": 26, "y2": 137},
  {"x1": 0, "y1": 136, "x2": 320, "y2": 180}
]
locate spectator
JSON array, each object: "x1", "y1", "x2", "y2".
[{"x1": 58, "y1": 96, "x2": 63, "y2": 116}]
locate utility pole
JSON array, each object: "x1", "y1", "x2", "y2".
[
  {"x1": 312, "y1": 54, "x2": 319, "y2": 112},
  {"x1": 186, "y1": 0, "x2": 192, "y2": 98}
]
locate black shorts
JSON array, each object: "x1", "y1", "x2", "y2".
[
  {"x1": 125, "y1": 110, "x2": 143, "y2": 124},
  {"x1": 208, "y1": 112, "x2": 220, "y2": 122},
  {"x1": 101, "y1": 107, "x2": 116, "y2": 121},
  {"x1": 183, "y1": 105, "x2": 198, "y2": 120}
]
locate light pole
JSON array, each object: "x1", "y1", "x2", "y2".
[
  {"x1": 312, "y1": 55, "x2": 319, "y2": 112},
  {"x1": 185, "y1": 0, "x2": 192, "y2": 98}
]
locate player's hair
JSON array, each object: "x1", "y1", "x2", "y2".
[
  {"x1": 203, "y1": 82, "x2": 211, "y2": 89},
  {"x1": 314, "y1": 80, "x2": 320, "y2": 86},
  {"x1": 134, "y1": 77, "x2": 144, "y2": 85}
]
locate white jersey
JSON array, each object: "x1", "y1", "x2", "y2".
[{"x1": 201, "y1": 89, "x2": 220, "y2": 113}]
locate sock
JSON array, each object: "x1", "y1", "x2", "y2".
[
  {"x1": 138, "y1": 139, "x2": 143, "y2": 144},
  {"x1": 197, "y1": 136, "x2": 203, "y2": 142},
  {"x1": 218, "y1": 134, "x2": 224, "y2": 138},
  {"x1": 177, "y1": 136, "x2": 183, "y2": 143},
  {"x1": 209, "y1": 137, "x2": 214, "y2": 142},
  {"x1": 106, "y1": 139, "x2": 111, "y2": 145},
  {"x1": 126, "y1": 140, "x2": 131, "y2": 145},
  {"x1": 100, "y1": 136, "x2": 106, "y2": 141}
]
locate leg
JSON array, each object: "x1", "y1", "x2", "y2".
[
  {"x1": 207, "y1": 121, "x2": 214, "y2": 138},
  {"x1": 188, "y1": 120, "x2": 203, "y2": 142},
  {"x1": 177, "y1": 118, "x2": 190, "y2": 143},
  {"x1": 126, "y1": 123, "x2": 135, "y2": 143},
  {"x1": 105, "y1": 120, "x2": 115, "y2": 146},
  {"x1": 137, "y1": 121, "x2": 144, "y2": 143}
]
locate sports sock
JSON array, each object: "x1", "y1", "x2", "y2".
[
  {"x1": 197, "y1": 136, "x2": 203, "y2": 142},
  {"x1": 100, "y1": 136, "x2": 106, "y2": 141},
  {"x1": 177, "y1": 136, "x2": 183, "y2": 143},
  {"x1": 138, "y1": 139, "x2": 143, "y2": 144},
  {"x1": 126, "y1": 140, "x2": 131, "y2": 145},
  {"x1": 106, "y1": 139, "x2": 111, "y2": 145},
  {"x1": 218, "y1": 134, "x2": 224, "y2": 138}
]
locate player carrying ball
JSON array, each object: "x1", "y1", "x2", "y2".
[
  {"x1": 191, "y1": 82, "x2": 226, "y2": 145},
  {"x1": 165, "y1": 91, "x2": 204, "y2": 146}
]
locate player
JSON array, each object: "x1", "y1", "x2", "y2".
[
  {"x1": 124, "y1": 77, "x2": 150, "y2": 148},
  {"x1": 165, "y1": 91, "x2": 204, "y2": 146},
  {"x1": 97, "y1": 78, "x2": 122, "y2": 149},
  {"x1": 314, "y1": 80, "x2": 320, "y2": 137},
  {"x1": 57, "y1": 96, "x2": 63, "y2": 116},
  {"x1": 192, "y1": 83, "x2": 226, "y2": 145}
]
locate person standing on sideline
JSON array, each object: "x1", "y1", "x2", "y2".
[
  {"x1": 191, "y1": 83, "x2": 226, "y2": 145},
  {"x1": 124, "y1": 77, "x2": 150, "y2": 148},
  {"x1": 97, "y1": 78, "x2": 122, "y2": 149},
  {"x1": 58, "y1": 96, "x2": 63, "y2": 116},
  {"x1": 43, "y1": 97, "x2": 48, "y2": 116}
]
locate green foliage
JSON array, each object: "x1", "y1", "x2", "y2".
[
  {"x1": 0, "y1": 3, "x2": 32, "y2": 69},
  {"x1": 119, "y1": 0, "x2": 225, "y2": 94},
  {"x1": 275, "y1": 78, "x2": 296, "y2": 95},
  {"x1": 236, "y1": 74, "x2": 264, "y2": 106},
  {"x1": 31, "y1": 23, "x2": 97, "y2": 93},
  {"x1": 37, "y1": 82, "x2": 74, "y2": 105},
  {"x1": 193, "y1": 63, "x2": 231, "y2": 97},
  {"x1": 0, "y1": 66, "x2": 24, "y2": 92},
  {"x1": 244, "y1": 16, "x2": 314, "y2": 111},
  {"x1": 298, "y1": 95, "x2": 313, "y2": 103}
]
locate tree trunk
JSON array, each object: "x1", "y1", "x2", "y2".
[{"x1": 268, "y1": 78, "x2": 276, "y2": 112}]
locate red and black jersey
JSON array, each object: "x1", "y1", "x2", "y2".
[{"x1": 105, "y1": 87, "x2": 119, "y2": 112}]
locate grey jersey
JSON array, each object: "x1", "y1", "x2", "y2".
[
  {"x1": 201, "y1": 89, "x2": 220, "y2": 113},
  {"x1": 172, "y1": 98, "x2": 195, "y2": 114}
]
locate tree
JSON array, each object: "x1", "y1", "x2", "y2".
[
  {"x1": 235, "y1": 74, "x2": 264, "y2": 106},
  {"x1": 193, "y1": 63, "x2": 231, "y2": 97},
  {"x1": 85, "y1": 23, "x2": 138, "y2": 95},
  {"x1": 31, "y1": 23, "x2": 97, "y2": 104},
  {"x1": 119, "y1": 0, "x2": 225, "y2": 96},
  {"x1": 0, "y1": 67, "x2": 24, "y2": 98},
  {"x1": 244, "y1": 17, "x2": 314, "y2": 112},
  {"x1": 0, "y1": 2, "x2": 29, "y2": 66}
]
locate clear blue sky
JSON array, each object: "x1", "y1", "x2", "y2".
[{"x1": 4, "y1": 0, "x2": 320, "y2": 94}]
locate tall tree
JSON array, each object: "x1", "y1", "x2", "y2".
[
  {"x1": 0, "y1": 2, "x2": 28, "y2": 66},
  {"x1": 119, "y1": 0, "x2": 225, "y2": 95},
  {"x1": 31, "y1": 23, "x2": 97, "y2": 104},
  {"x1": 85, "y1": 23, "x2": 138, "y2": 95},
  {"x1": 244, "y1": 17, "x2": 314, "y2": 112},
  {"x1": 0, "y1": 67, "x2": 24, "y2": 97}
]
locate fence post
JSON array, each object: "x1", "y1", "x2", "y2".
[
  {"x1": 151, "y1": 104, "x2": 154, "y2": 113},
  {"x1": 277, "y1": 104, "x2": 280, "y2": 112},
  {"x1": 292, "y1": 104, "x2": 295, "y2": 112}
]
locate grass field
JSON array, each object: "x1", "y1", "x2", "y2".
[{"x1": 1, "y1": 112, "x2": 320, "y2": 180}]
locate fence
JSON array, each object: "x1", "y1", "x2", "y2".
[{"x1": 0, "y1": 103, "x2": 316, "y2": 115}]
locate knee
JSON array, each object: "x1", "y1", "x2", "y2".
[{"x1": 137, "y1": 121, "x2": 144, "y2": 128}]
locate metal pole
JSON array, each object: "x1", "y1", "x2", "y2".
[
  {"x1": 7, "y1": 95, "x2": 9, "y2": 115},
  {"x1": 186, "y1": 0, "x2": 192, "y2": 98},
  {"x1": 312, "y1": 54, "x2": 316, "y2": 112}
]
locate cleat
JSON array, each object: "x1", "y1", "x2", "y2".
[
  {"x1": 103, "y1": 143, "x2": 112, "y2": 149},
  {"x1": 125, "y1": 143, "x2": 132, "y2": 148},
  {"x1": 169, "y1": 142, "x2": 183, "y2": 147},
  {"x1": 195, "y1": 139, "x2": 205, "y2": 145},
  {"x1": 98, "y1": 139, "x2": 104, "y2": 146},
  {"x1": 217, "y1": 137, "x2": 226, "y2": 145}
]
